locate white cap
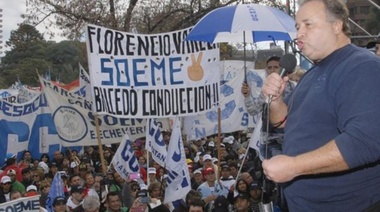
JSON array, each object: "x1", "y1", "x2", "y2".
[
  {"x1": 193, "y1": 169, "x2": 202, "y2": 175},
  {"x1": 26, "y1": 185, "x2": 37, "y2": 192},
  {"x1": 208, "y1": 141, "x2": 215, "y2": 147},
  {"x1": 38, "y1": 161, "x2": 49, "y2": 174},
  {"x1": 140, "y1": 184, "x2": 148, "y2": 190},
  {"x1": 148, "y1": 167, "x2": 156, "y2": 174},
  {"x1": 203, "y1": 154, "x2": 212, "y2": 162},
  {"x1": 212, "y1": 158, "x2": 218, "y2": 163},
  {"x1": 1, "y1": 176, "x2": 11, "y2": 184}
]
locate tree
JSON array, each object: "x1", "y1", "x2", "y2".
[
  {"x1": 24, "y1": 0, "x2": 285, "y2": 39},
  {"x1": 5, "y1": 23, "x2": 44, "y2": 50}
]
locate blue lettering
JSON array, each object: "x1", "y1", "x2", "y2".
[
  {"x1": 169, "y1": 57, "x2": 182, "y2": 85},
  {"x1": 100, "y1": 58, "x2": 113, "y2": 85}
]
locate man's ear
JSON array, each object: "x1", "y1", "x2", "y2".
[{"x1": 333, "y1": 20, "x2": 343, "y2": 35}]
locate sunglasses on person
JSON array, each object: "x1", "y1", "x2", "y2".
[
  {"x1": 2, "y1": 182, "x2": 11, "y2": 185},
  {"x1": 42, "y1": 185, "x2": 50, "y2": 189}
]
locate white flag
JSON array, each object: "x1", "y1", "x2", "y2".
[
  {"x1": 111, "y1": 134, "x2": 140, "y2": 180},
  {"x1": 145, "y1": 119, "x2": 167, "y2": 167},
  {"x1": 164, "y1": 117, "x2": 191, "y2": 203},
  {"x1": 249, "y1": 114, "x2": 264, "y2": 160}
]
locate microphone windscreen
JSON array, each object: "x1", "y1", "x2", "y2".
[{"x1": 279, "y1": 54, "x2": 297, "y2": 75}]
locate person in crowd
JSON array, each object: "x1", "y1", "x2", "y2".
[
  {"x1": 197, "y1": 167, "x2": 229, "y2": 210},
  {"x1": 0, "y1": 153, "x2": 22, "y2": 182},
  {"x1": 147, "y1": 167, "x2": 158, "y2": 184},
  {"x1": 241, "y1": 55, "x2": 296, "y2": 159},
  {"x1": 105, "y1": 191, "x2": 128, "y2": 212},
  {"x1": 32, "y1": 168, "x2": 45, "y2": 191},
  {"x1": 0, "y1": 176, "x2": 13, "y2": 203},
  {"x1": 82, "y1": 195, "x2": 101, "y2": 212},
  {"x1": 69, "y1": 173, "x2": 83, "y2": 189},
  {"x1": 7, "y1": 169, "x2": 25, "y2": 193},
  {"x1": 21, "y1": 167, "x2": 33, "y2": 188},
  {"x1": 18, "y1": 150, "x2": 33, "y2": 169},
  {"x1": 288, "y1": 66, "x2": 306, "y2": 83},
  {"x1": 40, "y1": 153, "x2": 50, "y2": 165},
  {"x1": 261, "y1": 0, "x2": 380, "y2": 211},
  {"x1": 240, "y1": 172, "x2": 253, "y2": 185},
  {"x1": 53, "y1": 196, "x2": 67, "y2": 212},
  {"x1": 10, "y1": 190, "x2": 23, "y2": 200},
  {"x1": 24, "y1": 184, "x2": 39, "y2": 197},
  {"x1": 366, "y1": 37, "x2": 380, "y2": 56},
  {"x1": 67, "y1": 185, "x2": 85, "y2": 211},
  {"x1": 52, "y1": 151, "x2": 64, "y2": 169},
  {"x1": 148, "y1": 182, "x2": 162, "y2": 201},
  {"x1": 233, "y1": 193, "x2": 251, "y2": 212},
  {"x1": 39, "y1": 180, "x2": 51, "y2": 208},
  {"x1": 191, "y1": 169, "x2": 204, "y2": 190},
  {"x1": 248, "y1": 182, "x2": 262, "y2": 212},
  {"x1": 188, "y1": 199, "x2": 205, "y2": 212},
  {"x1": 227, "y1": 178, "x2": 250, "y2": 205},
  {"x1": 228, "y1": 162, "x2": 239, "y2": 179},
  {"x1": 102, "y1": 147, "x2": 113, "y2": 164},
  {"x1": 109, "y1": 171, "x2": 124, "y2": 192},
  {"x1": 138, "y1": 156, "x2": 147, "y2": 169},
  {"x1": 83, "y1": 171, "x2": 98, "y2": 198},
  {"x1": 219, "y1": 163, "x2": 235, "y2": 191}
]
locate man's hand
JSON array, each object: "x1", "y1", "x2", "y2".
[
  {"x1": 241, "y1": 82, "x2": 250, "y2": 97},
  {"x1": 262, "y1": 155, "x2": 298, "y2": 183},
  {"x1": 262, "y1": 73, "x2": 289, "y2": 102}
]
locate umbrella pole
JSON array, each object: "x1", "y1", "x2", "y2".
[{"x1": 243, "y1": 31, "x2": 247, "y2": 83}]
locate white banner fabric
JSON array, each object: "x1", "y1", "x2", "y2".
[{"x1": 86, "y1": 25, "x2": 220, "y2": 118}]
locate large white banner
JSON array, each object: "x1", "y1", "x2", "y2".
[
  {"x1": 41, "y1": 77, "x2": 169, "y2": 146},
  {"x1": 86, "y1": 25, "x2": 220, "y2": 118},
  {"x1": 0, "y1": 195, "x2": 40, "y2": 211},
  {"x1": 164, "y1": 117, "x2": 191, "y2": 203},
  {"x1": 184, "y1": 66, "x2": 265, "y2": 140},
  {"x1": 0, "y1": 92, "x2": 62, "y2": 163}
]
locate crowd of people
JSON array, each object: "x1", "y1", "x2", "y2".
[
  {"x1": 0, "y1": 129, "x2": 270, "y2": 212},
  {"x1": 1, "y1": 0, "x2": 380, "y2": 211}
]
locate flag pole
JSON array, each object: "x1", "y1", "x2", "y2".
[
  {"x1": 217, "y1": 107, "x2": 221, "y2": 179},
  {"x1": 94, "y1": 115, "x2": 107, "y2": 175}
]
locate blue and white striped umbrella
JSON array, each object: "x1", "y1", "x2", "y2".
[{"x1": 186, "y1": 3, "x2": 297, "y2": 43}]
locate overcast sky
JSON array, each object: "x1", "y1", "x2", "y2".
[{"x1": 0, "y1": 1, "x2": 65, "y2": 55}]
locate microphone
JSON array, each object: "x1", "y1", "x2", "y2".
[
  {"x1": 278, "y1": 53, "x2": 297, "y2": 77},
  {"x1": 266, "y1": 54, "x2": 297, "y2": 103}
]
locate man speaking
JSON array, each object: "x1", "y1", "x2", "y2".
[{"x1": 261, "y1": 0, "x2": 380, "y2": 211}]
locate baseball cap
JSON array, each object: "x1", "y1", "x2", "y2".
[
  {"x1": 49, "y1": 162, "x2": 58, "y2": 168},
  {"x1": 53, "y1": 196, "x2": 66, "y2": 206},
  {"x1": 71, "y1": 185, "x2": 84, "y2": 193},
  {"x1": 213, "y1": 196, "x2": 229, "y2": 212},
  {"x1": 221, "y1": 164, "x2": 229, "y2": 170},
  {"x1": 234, "y1": 193, "x2": 250, "y2": 201},
  {"x1": 193, "y1": 169, "x2": 202, "y2": 175},
  {"x1": 250, "y1": 182, "x2": 261, "y2": 190},
  {"x1": 136, "y1": 190, "x2": 148, "y2": 198},
  {"x1": 7, "y1": 169, "x2": 17, "y2": 176},
  {"x1": 203, "y1": 167, "x2": 214, "y2": 176},
  {"x1": 5, "y1": 153, "x2": 17, "y2": 161},
  {"x1": 208, "y1": 141, "x2": 215, "y2": 147},
  {"x1": 26, "y1": 185, "x2": 37, "y2": 192},
  {"x1": 148, "y1": 167, "x2": 156, "y2": 174},
  {"x1": 202, "y1": 154, "x2": 212, "y2": 162},
  {"x1": 1, "y1": 176, "x2": 11, "y2": 184}
]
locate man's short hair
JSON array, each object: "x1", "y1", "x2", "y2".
[
  {"x1": 106, "y1": 191, "x2": 120, "y2": 202},
  {"x1": 266, "y1": 56, "x2": 280, "y2": 64}
]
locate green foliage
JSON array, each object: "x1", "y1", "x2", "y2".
[{"x1": 0, "y1": 25, "x2": 87, "y2": 88}]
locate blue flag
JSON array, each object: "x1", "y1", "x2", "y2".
[{"x1": 46, "y1": 172, "x2": 64, "y2": 211}]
